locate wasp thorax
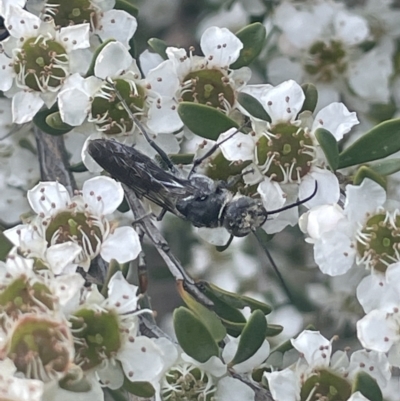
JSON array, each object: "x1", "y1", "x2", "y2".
[
  {"x1": 222, "y1": 195, "x2": 268, "y2": 237},
  {"x1": 181, "y1": 69, "x2": 235, "y2": 111},
  {"x1": 256, "y1": 122, "x2": 315, "y2": 183}
]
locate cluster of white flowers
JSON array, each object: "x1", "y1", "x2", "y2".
[{"x1": 1, "y1": 0, "x2": 400, "y2": 400}]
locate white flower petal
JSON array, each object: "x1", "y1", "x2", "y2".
[
  {"x1": 312, "y1": 103, "x2": 359, "y2": 141},
  {"x1": 58, "y1": 87, "x2": 90, "y2": 126},
  {"x1": 200, "y1": 26, "x2": 243, "y2": 67},
  {"x1": 59, "y1": 23, "x2": 90, "y2": 52},
  {"x1": 344, "y1": 179, "x2": 386, "y2": 224},
  {"x1": 119, "y1": 336, "x2": 164, "y2": 382},
  {"x1": 218, "y1": 129, "x2": 255, "y2": 162},
  {"x1": 215, "y1": 376, "x2": 255, "y2": 401},
  {"x1": 146, "y1": 60, "x2": 180, "y2": 96},
  {"x1": 291, "y1": 330, "x2": 331, "y2": 368},
  {"x1": 257, "y1": 179, "x2": 286, "y2": 212},
  {"x1": 12, "y1": 91, "x2": 44, "y2": 123},
  {"x1": 6, "y1": 5, "x2": 41, "y2": 39},
  {"x1": 46, "y1": 242, "x2": 81, "y2": 274},
  {"x1": 27, "y1": 181, "x2": 71, "y2": 216},
  {"x1": 147, "y1": 97, "x2": 183, "y2": 133},
  {"x1": 196, "y1": 226, "x2": 231, "y2": 246},
  {"x1": 357, "y1": 309, "x2": 400, "y2": 352},
  {"x1": 95, "y1": 41, "x2": 133, "y2": 79},
  {"x1": 301, "y1": 168, "x2": 340, "y2": 207},
  {"x1": 0, "y1": 52, "x2": 14, "y2": 91},
  {"x1": 106, "y1": 271, "x2": 139, "y2": 314},
  {"x1": 265, "y1": 368, "x2": 300, "y2": 401},
  {"x1": 334, "y1": 11, "x2": 369, "y2": 46},
  {"x1": 97, "y1": 10, "x2": 137, "y2": 49},
  {"x1": 82, "y1": 176, "x2": 124, "y2": 215},
  {"x1": 356, "y1": 273, "x2": 400, "y2": 314},
  {"x1": 260, "y1": 80, "x2": 305, "y2": 123},
  {"x1": 101, "y1": 226, "x2": 141, "y2": 263},
  {"x1": 314, "y1": 229, "x2": 356, "y2": 276}
]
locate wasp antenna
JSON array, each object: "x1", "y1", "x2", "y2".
[
  {"x1": 268, "y1": 180, "x2": 318, "y2": 215},
  {"x1": 253, "y1": 229, "x2": 294, "y2": 303}
]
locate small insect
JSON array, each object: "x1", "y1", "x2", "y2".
[{"x1": 87, "y1": 138, "x2": 317, "y2": 238}]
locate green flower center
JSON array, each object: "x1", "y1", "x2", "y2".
[
  {"x1": 91, "y1": 79, "x2": 146, "y2": 136},
  {"x1": 44, "y1": 0, "x2": 94, "y2": 28},
  {"x1": 356, "y1": 212, "x2": 400, "y2": 273},
  {"x1": 162, "y1": 366, "x2": 215, "y2": 401},
  {"x1": 301, "y1": 369, "x2": 351, "y2": 401},
  {"x1": 45, "y1": 210, "x2": 103, "y2": 255},
  {"x1": 304, "y1": 40, "x2": 347, "y2": 82},
  {"x1": 70, "y1": 308, "x2": 121, "y2": 370},
  {"x1": 256, "y1": 123, "x2": 314, "y2": 182},
  {"x1": 7, "y1": 315, "x2": 73, "y2": 381},
  {"x1": 0, "y1": 277, "x2": 54, "y2": 319},
  {"x1": 14, "y1": 37, "x2": 68, "y2": 92},
  {"x1": 181, "y1": 69, "x2": 235, "y2": 111}
]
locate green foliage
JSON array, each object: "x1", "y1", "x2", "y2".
[
  {"x1": 300, "y1": 83, "x2": 318, "y2": 114},
  {"x1": 315, "y1": 127, "x2": 339, "y2": 171},
  {"x1": 229, "y1": 310, "x2": 267, "y2": 366},
  {"x1": 237, "y1": 92, "x2": 271, "y2": 122},
  {"x1": 148, "y1": 38, "x2": 168, "y2": 59},
  {"x1": 352, "y1": 371, "x2": 382, "y2": 401},
  {"x1": 338, "y1": 118, "x2": 400, "y2": 168},
  {"x1": 0, "y1": 231, "x2": 13, "y2": 261},
  {"x1": 231, "y1": 23, "x2": 267, "y2": 69},
  {"x1": 33, "y1": 105, "x2": 73, "y2": 136},
  {"x1": 173, "y1": 307, "x2": 219, "y2": 363},
  {"x1": 178, "y1": 102, "x2": 239, "y2": 140}
]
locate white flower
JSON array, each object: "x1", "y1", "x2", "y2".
[
  {"x1": 0, "y1": 6, "x2": 90, "y2": 123},
  {"x1": 153, "y1": 26, "x2": 250, "y2": 122},
  {"x1": 301, "y1": 178, "x2": 400, "y2": 276},
  {"x1": 5, "y1": 177, "x2": 141, "y2": 271},
  {"x1": 218, "y1": 80, "x2": 357, "y2": 233},
  {"x1": 72, "y1": 271, "x2": 166, "y2": 386},
  {"x1": 0, "y1": 359, "x2": 43, "y2": 401}
]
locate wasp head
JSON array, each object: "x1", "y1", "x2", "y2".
[{"x1": 222, "y1": 196, "x2": 268, "y2": 237}]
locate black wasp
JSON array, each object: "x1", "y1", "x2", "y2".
[
  {"x1": 88, "y1": 137, "x2": 317, "y2": 238},
  {"x1": 88, "y1": 138, "x2": 270, "y2": 237},
  {"x1": 87, "y1": 80, "x2": 316, "y2": 240}
]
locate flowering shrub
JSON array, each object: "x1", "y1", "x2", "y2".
[{"x1": 1, "y1": 1, "x2": 400, "y2": 400}]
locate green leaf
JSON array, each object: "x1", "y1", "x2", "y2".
[
  {"x1": 314, "y1": 128, "x2": 339, "y2": 171},
  {"x1": 368, "y1": 158, "x2": 400, "y2": 176},
  {"x1": 181, "y1": 289, "x2": 227, "y2": 342},
  {"x1": 123, "y1": 379, "x2": 155, "y2": 398},
  {"x1": 368, "y1": 102, "x2": 396, "y2": 123},
  {"x1": 68, "y1": 162, "x2": 88, "y2": 173},
  {"x1": 178, "y1": 102, "x2": 238, "y2": 140},
  {"x1": 300, "y1": 83, "x2": 318, "y2": 114},
  {"x1": 352, "y1": 371, "x2": 382, "y2": 401},
  {"x1": 203, "y1": 282, "x2": 272, "y2": 315},
  {"x1": 148, "y1": 38, "x2": 168, "y2": 60},
  {"x1": 229, "y1": 310, "x2": 267, "y2": 366},
  {"x1": 237, "y1": 92, "x2": 271, "y2": 122},
  {"x1": 117, "y1": 196, "x2": 130, "y2": 213},
  {"x1": 221, "y1": 319, "x2": 246, "y2": 337},
  {"x1": 46, "y1": 112, "x2": 73, "y2": 132},
  {"x1": 265, "y1": 323, "x2": 283, "y2": 336},
  {"x1": 85, "y1": 39, "x2": 116, "y2": 77},
  {"x1": 231, "y1": 23, "x2": 267, "y2": 69},
  {"x1": 173, "y1": 307, "x2": 219, "y2": 363},
  {"x1": 0, "y1": 231, "x2": 13, "y2": 261},
  {"x1": 353, "y1": 166, "x2": 386, "y2": 189},
  {"x1": 33, "y1": 105, "x2": 73, "y2": 136},
  {"x1": 338, "y1": 118, "x2": 400, "y2": 169},
  {"x1": 168, "y1": 153, "x2": 194, "y2": 165},
  {"x1": 114, "y1": 0, "x2": 139, "y2": 17}
]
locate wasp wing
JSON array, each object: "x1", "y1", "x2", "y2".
[{"x1": 87, "y1": 139, "x2": 197, "y2": 217}]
